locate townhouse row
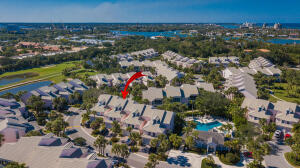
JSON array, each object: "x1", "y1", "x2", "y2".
[
  {"x1": 90, "y1": 71, "x2": 155, "y2": 87},
  {"x1": 0, "y1": 133, "x2": 113, "y2": 168},
  {"x1": 110, "y1": 48, "x2": 158, "y2": 61},
  {"x1": 223, "y1": 67, "x2": 258, "y2": 99},
  {"x1": 248, "y1": 56, "x2": 281, "y2": 76},
  {"x1": 142, "y1": 84, "x2": 200, "y2": 106},
  {"x1": 242, "y1": 98, "x2": 300, "y2": 132},
  {"x1": 0, "y1": 98, "x2": 31, "y2": 144},
  {"x1": 119, "y1": 60, "x2": 184, "y2": 82},
  {"x1": 209, "y1": 56, "x2": 240, "y2": 66},
  {"x1": 91, "y1": 94, "x2": 175, "y2": 144},
  {"x1": 21, "y1": 79, "x2": 88, "y2": 108},
  {"x1": 162, "y1": 50, "x2": 202, "y2": 68}
]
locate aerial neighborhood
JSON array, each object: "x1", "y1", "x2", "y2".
[{"x1": 0, "y1": 22, "x2": 299, "y2": 168}]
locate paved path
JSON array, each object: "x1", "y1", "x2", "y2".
[
  {"x1": 266, "y1": 89, "x2": 284, "y2": 101},
  {"x1": 264, "y1": 141, "x2": 293, "y2": 168},
  {"x1": 66, "y1": 108, "x2": 181, "y2": 168},
  {"x1": 167, "y1": 150, "x2": 202, "y2": 168}
]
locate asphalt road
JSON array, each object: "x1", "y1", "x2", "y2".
[
  {"x1": 264, "y1": 140, "x2": 293, "y2": 168},
  {"x1": 65, "y1": 109, "x2": 182, "y2": 168}
]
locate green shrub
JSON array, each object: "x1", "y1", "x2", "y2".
[
  {"x1": 218, "y1": 152, "x2": 240, "y2": 165},
  {"x1": 285, "y1": 152, "x2": 300, "y2": 167},
  {"x1": 91, "y1": 129, "x2": 100, "y2": 137},
  {"x1": 73, "y1": 137, "x2": 86, "y2": 146},
  {"x1": 25, "y1": 130, "x2": 42, "y2": 137},
  {"x1": 130, "y1": 146, "x2": 139, "y2": 152},
  {"x1": 201, "y1": 158, "x2": 218, "y2": 168},
  {"x1": 110, "y1": 137, "x2": 120, "y2": 143},
  {"x1": 73, "y1": 104, "x2": 81, "y2": 108}
]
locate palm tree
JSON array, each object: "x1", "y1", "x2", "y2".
[
  {"x1": 292, "y1": 123, "x2": 300, "y2": 134},
  {"x1": 130, "y1": 132, "x2": 142, "y2": 148},
  {"x1": 183, "y1": 126, "x2": 193, "y2": 137},
  {"x1": 126, "y1": 126, "x2": 133, "y2": 134},
  {"x1": 119, "y1": 144, "x2": 130, "y2": 160},
  {"x1": 145, "y1": 153, "x2": 159, "y2": 168},
  {"x1": 191, "y1": 131, "x2": 199, "y2": 141},
  {"x1": 169, "y1": 134, "x2": 182, "y2": 149},
  {"x1": 0, "y1": 133, "x2": 5, "y2": 147},
  {"x1": 111, "y1": 143, "x2": 121, "y2": 157},
  {"x1": 150, "y1": 138, "x2": 159, "y2": 151},
  {"x1": 185, "y1": 136, "x2": 194, "y2": 150},
  {"x1": 91, "y1": 110, "x2": 97, "y2": 119},
  {"x1": 112, "y1": 144, "x2": 129, "y2": 161},
  {"x1": 220, "y1": 122, "x2": 233, "y2": 137},
  {"x1": 81, "y1": 113, "x2": 90, "y2": 126},
  {"x1": 94, "y1": 135, "x2": 108, "y2": 156},
  {"x1": 61, "y1": 119, "x2": 69, "y2": 136},
  {"x1": 259, "y1": 119, "x2": 267, "y2": 134},
  {"x1": 111, "y1": 121, "x2": 121, "y2": 136}
]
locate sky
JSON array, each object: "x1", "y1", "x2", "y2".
[{"x1": 0, "y1": 0, "x2": 299, "y2": 23}]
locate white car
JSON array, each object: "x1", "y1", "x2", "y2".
[{"x1": 275, "y1": 130, "x2": 282, "y2": 138}]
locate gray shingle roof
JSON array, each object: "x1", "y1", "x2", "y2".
[
  {"x1": 181, "y1": 84, "x2": 199, "y2": 98},
  {"x1": 142, "y1": 87, "x2": 163, "y2": 102},
  {"x1": 0, "y1": 136, "x2": 112, "y2": 168},
  {"x1": 165, "y1": 86, "x2": 181, "y2": 98}
]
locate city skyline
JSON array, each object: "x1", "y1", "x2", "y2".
[{"x1": 0, "y1": 0, "x2": 299, "y2": 23}]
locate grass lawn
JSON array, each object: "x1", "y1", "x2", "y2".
[
  {"x1": 268, "y1": 95, "x2": 278, "y2": 103},
  {"x1": 271, "y1": 83, "x2": 299, "y2": 103},
  {"x1": 0, "y1": 61, "x2": 80, "y2": 89},
  {"x1": 284, "y1": 152, "x2": 300, "y2": 168}
]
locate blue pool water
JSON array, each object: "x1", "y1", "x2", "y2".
[
  {"x1": 195, "y1": 121, "x2": 223, "y2": 131},
  {"x1": 0, "y1": 81, "x2": 52, "y2": 96}
]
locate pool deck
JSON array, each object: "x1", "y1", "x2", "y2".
[{"x1": 185, "y1": 116, "x2": 234, "y2": 134}]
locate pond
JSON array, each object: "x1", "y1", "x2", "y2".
[
  {"x1": 0, "y1": 81, "x2": 52, "y2": 96},
  {"x1": 0, "y1": 73, "x2": 38, "y2": 86}
]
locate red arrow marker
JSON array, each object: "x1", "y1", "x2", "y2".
[{"x1": 121, "y1": 72, "x2": 146, "y2": 99}]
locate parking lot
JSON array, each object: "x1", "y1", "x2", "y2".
[{"x1": 167, "y1": 150, "x2": 202, "y2": 168}]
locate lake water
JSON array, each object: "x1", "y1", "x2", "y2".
[
  {"x1": 218, "y1": 24, "x2": 239, "y2": 29},
  {"x1": 0, "y1": 73, "x2": 38, "y2": 86},
  {"x1": 266, "y1": 39, "x2": 300, "y2": 44},
  {"x1": 0, "y1": 77, "x2": 25, "y2": 86},
  {"x1": 0, "y1": 81, "x2": 52, "y2": 96},
  {"x1": 111, "y1": 30, "x2": 189, "y2": 38}
]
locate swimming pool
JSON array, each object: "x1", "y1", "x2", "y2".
[{"x1": 195, "y1": 121, "x2": 223, "y2": 131}]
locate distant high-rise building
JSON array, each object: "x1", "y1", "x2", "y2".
[
  {"x1": 274, "y1": 23, "x2": 282, "y2": 30},
  {"x1": 262, "y1": 23, "x2": 267, "y2": 28},
  {"x1": 240, "y1": 22, "x2": 254, "y2": 29}
]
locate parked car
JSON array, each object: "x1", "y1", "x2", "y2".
[
  {"x1": 27, "y1": 116, "x2": 36, "y2": 122},
  {"x1": 275, "y1": 130, "x2": 282, "y2": 138},
  {"x1": 243, "y1": 151, "x2": 253, "y2": 158}
]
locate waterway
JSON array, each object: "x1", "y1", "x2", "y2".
[
  {"x1": 0, "y1": 81, "x2": 52, "y2": 96},
  {"x1": 111, "y1": 30, "x2": 189, "y2": 38},
  {"x1": 0, "y1": 73, "x2": 38, "y2": 86}
]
